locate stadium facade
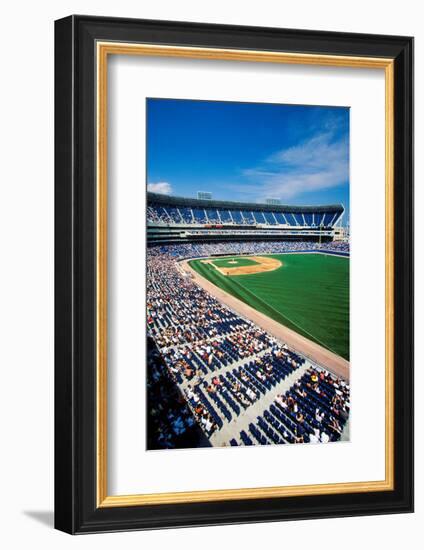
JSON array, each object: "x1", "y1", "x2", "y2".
[{"x1": 147, "y1": 192, "x2": 345, "y2": 246}]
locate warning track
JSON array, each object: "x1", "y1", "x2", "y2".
[{"x1": 181, "y1": 258, "x2": 350, "y2": 381}]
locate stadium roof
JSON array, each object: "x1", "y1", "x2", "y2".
[{"x1": 147, "y1": 192, "x2": 344, "y2": 214}]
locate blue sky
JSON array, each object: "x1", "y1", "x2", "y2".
[{"x1": 147, "y1": 98, "x2": 349, "y2": 219}]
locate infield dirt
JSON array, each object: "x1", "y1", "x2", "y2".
[{"x1": 202, "y1": 255, "x2": 282, "y2": 276}]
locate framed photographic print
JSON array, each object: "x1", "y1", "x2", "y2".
[{"x1": 54, "y1": 15, "x2": 414, "y2": 533}]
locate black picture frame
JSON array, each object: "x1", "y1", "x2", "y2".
[{"x1": 55, "y1": 15, "x2": 414, "y2": 534}]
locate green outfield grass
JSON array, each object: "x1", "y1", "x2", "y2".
[
  {"x1": 211, "y1": 257, "x2": 259, "y2": 268},
  {"x1": 190, "y1": 253, "x2": 349, "y2": 360}
]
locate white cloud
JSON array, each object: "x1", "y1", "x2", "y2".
[
  {"x1": 239, "y1": 130, "x2": 349, "y2": 200},
  {"x1": 147, "y1": 181, "x2": 172, "y2": 195}
]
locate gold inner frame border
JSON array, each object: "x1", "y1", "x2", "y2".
[{"x1": 96, "y1": 42, "x2": 394, "y2": 508}]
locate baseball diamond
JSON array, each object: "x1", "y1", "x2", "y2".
[
  {"x1": 207, "y1": 257, "x2": 260, "y2": 269},
  {"x1": 201, "y1": 256, "x2": 282, "y2": 276}
]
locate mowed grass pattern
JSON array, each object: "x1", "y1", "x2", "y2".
[{"x1": 190, "y1": 253, "x2": 349, "y2": 360}]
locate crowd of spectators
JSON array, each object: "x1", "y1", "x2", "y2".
[
  {"x1": 232, "y1": 366, "x2": 350, "y2": 447},
  {"x1": 147, "y1": 204, "x2": 342, "y2": 229},
  {"x1": 147, "y1": 339, "x2": 209, "y2": 449},
  {"x1": 147, "y1": 240, "x2": 349, "y2": 449},
  {"x1": 275, "y1": 366, "x2": 349, "y2": 443},
  {"x1": 149, "y1": 240, "x2": 349, "y2": 262}
]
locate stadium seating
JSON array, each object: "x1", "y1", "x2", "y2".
[
  {"x1": 147, "y1": 238, "x2": 349, "y2": 449},
  {"x1": 239, "y1": 367, "x2": 351, "y2": 446}
]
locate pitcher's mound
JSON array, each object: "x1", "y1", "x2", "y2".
[{"x1": 217, "y1": 256, "x2": 282, "y2": 276}]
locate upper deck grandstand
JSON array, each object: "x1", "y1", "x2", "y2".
[{"x1": 147, "y1": 192, "x2": 345, "y2": 246}]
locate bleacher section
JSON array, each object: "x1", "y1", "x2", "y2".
[
  {"x1": 235, "y1": 367, "x2": 350, "y2": 447},
  {"x1": 148, "y1": 193, "x2": 343, "y2": 228},
  {"x1": 147, "y1": 241, "x2": 350, "y2": 449}
]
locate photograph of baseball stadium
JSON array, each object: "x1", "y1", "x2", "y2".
[{"x1": 146, "y1": 98, "x2": 350, "y2": 450}]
